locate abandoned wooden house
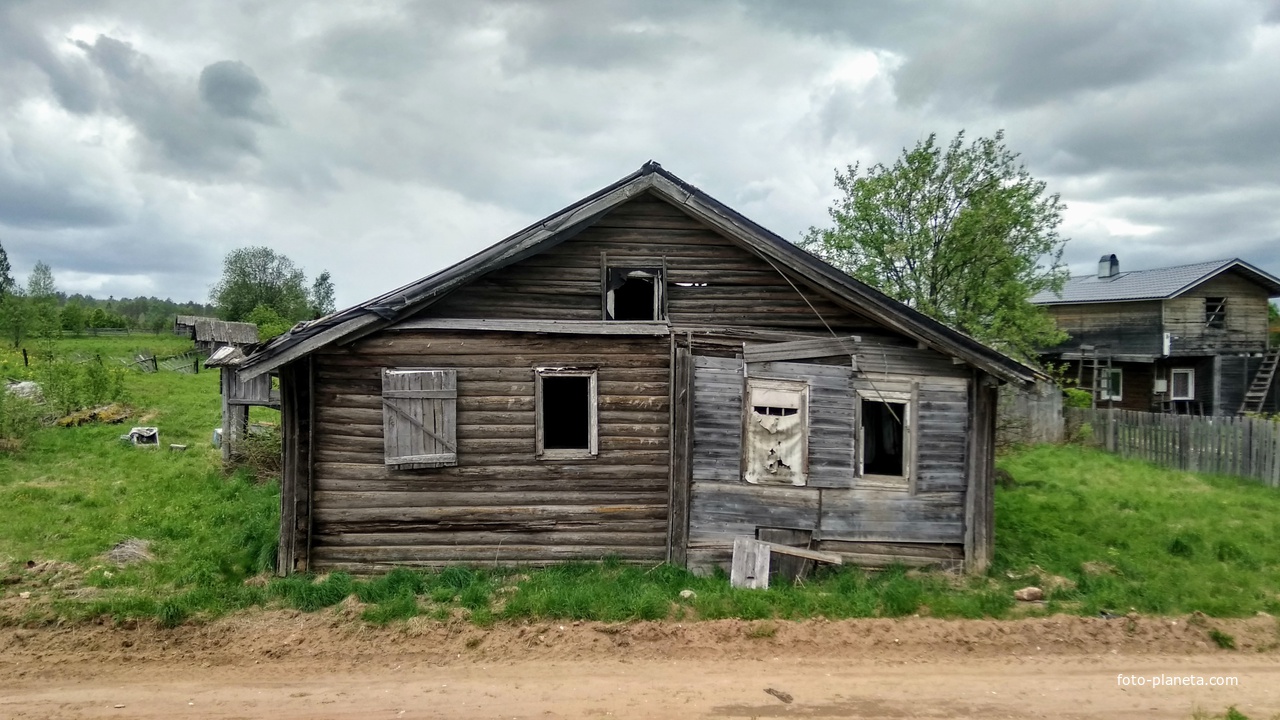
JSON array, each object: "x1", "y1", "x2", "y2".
[
  {"x1": 235, "y1": 162, "x2": 1039, "y2": 577},
  {"x1": 1032, "y1": 256, "x2": 1280, "y2": 415},
  {"x1": 174, "y1": 315, "x2": 260, "y2": 354}
]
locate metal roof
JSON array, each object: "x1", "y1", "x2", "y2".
[{"x1": 1031, "y1": 259, "x2": 1280, "y2": 305}]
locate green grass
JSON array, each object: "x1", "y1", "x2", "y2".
[
  {"x1": 996, "y1": 445, "x2": 1280, "y2": 618},
  {"x1": 3, "y1": 337, "x2": 1280, "y2": 627}
]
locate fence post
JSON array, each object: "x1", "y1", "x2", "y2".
[{"x1": 1106, "y1": 408, "x2": 1116, "y2": 453}]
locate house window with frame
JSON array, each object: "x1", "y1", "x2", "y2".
[
  {"x1": 1099, "y1": 368, "x2": 1123, "y2": 401},
  {"x1": 605, "y1": 267, "x2": 664, "y2": 321},
  {"x1": 535, "y1": 368, "x2": 598, "y2": 459},
  {"x1": 857, "y1": 388, "x2": 915, "y2": 486},
  {"x1": 743, "y1": 377, "x2": 808, "y2": 486},
  {"x1": 1171, "y1": 368, "x2": 1195, "y2": 400},
  {"x1": 1204, "y1": 297, "x2": 1227, "y2": 329}
]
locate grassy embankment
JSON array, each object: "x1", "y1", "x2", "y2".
[{"x1": 1, "y1": 336, "x2": 1279, "y2": 627}]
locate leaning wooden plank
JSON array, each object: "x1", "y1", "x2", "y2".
[
  {"x1": 730, "y1": 537, "x2": 771, "y2": 589},
  {"x1": 760, "y1": 542, "x2": 843, "y2": 564},
  {"x1": 743, "y1": 337, "x2": 862, "y2": 363}
]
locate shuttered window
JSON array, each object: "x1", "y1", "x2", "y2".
[{"x1": 381, "y1": 368, "x2": 457, "y2": 468}]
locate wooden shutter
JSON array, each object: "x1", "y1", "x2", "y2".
[{"x1": 381, "y1": 368, "x2": 457, "y2": 468}]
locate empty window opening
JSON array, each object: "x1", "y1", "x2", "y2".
[
  {"x1": 1205, "y1": 297, "x2": 1227, "y2": 329},
  {"x1": 861, "y1": 400, "x2": 905, "y2": 477},
  {"x1": 1100, "y1": 369, "x2": 1122, "y2": 401},
  {"x1": 606, "y1": 268, "x2": 663, "y2": 321},
  {"x1": 541, "y1": 376, "x2": 591, "y2": 450}
]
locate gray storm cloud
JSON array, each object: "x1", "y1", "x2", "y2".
[{"x1": 0, "y1": 0, "x2": 1274, "y2": 304}]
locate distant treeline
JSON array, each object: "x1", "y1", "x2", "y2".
[{"x1": 53, "y1": 294, "x2": 217, "y2": 333}]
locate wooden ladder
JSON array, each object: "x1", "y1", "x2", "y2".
[{"x1": 1238, "y1": 346, "x2": 1280, "y2": 415}]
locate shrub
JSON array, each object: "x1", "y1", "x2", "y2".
[
  {"x1": 1063, "y1": 387, "x2": 1092, "y2": 409},
  {"x1": 0, "y1": 387, "x2": 42, "y2": 450},
  {"x1": 32, "y1": 354, "x2": 127, "y2": 416}
]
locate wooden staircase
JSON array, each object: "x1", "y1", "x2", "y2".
[{"x1": 1239, "y1": 346, "x2": 1280, "y2": 415}]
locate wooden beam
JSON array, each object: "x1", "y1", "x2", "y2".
[
  {"x1": 667, "y1": 345, "x2": 693, "y2": 567},
  {"x1": 760, "y1": 542, "x2": 842, "y2": 564},
  {"x1": 743, "y1": 336, "x2": 862, "y2": 364},
  {"x1": 387, "y1": 318, "x2": 672, "y2": 335},
  {"x1": 963, "y1": 372, "x2": 998, "y2": 573}
]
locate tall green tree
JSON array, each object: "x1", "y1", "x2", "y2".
[
  {"x1": 210, "y1": 247, "x2": 311, "y2": 322},
  {"x1": 0, "y1": 287, "x2": 32, "y2": 348},
  {"x1": 310, "y1": 270, "x2": 336, "y2": 318},
  {"x1": 800, "y1": 130, "x2": 1068, "y2": 358},
  {"x1": 0, "y1": 240, "x2": 13, "y2": 297},
  {"x1": 26, "y1": 260, "x2": 60, "y2": 340}
]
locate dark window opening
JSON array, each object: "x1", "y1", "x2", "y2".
[
  {"x1": 1205, "y1": 297, "x2": 1227, "y2": 329},
  {"x1": 862, "y1": 400, "x2": 905, "y2": 476},
  {"x1": 752, "y1": 406, "x2": 798, "y2": 416},
  {"x1": 606, "y1": 267, "x2": 662, "y2": 321},
  {"x1": 541, "y1": 376, "x2": 591, "y2": 449},
  {"x1": 613, "y1": 276, "x2": 656, "y2": 320}
]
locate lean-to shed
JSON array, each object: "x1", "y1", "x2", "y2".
[{"x1": 237, "y1": 162, "x2": 1038, "y2": 576}]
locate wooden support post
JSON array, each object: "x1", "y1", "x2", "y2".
[
  {"x1": 964, "y1": 372, "x2": 998, "y2": 574},
  {"x1": 667, "y1": 343, "x2": 693, "y2": 567},
  {"x1": 276, "y1": 359, "x2": 314, "y2": 575}
]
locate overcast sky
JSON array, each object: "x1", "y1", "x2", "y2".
[{"x1": 2, "y1": 0, "x2": 1279, "y2": 308}]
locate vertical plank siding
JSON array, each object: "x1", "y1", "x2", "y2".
[
  {"x1": 686, "y1": 355, "x2": 973, "y2": 572},
  {"x1": 1068, "y1": 408, "x2": 1280, "y2": 488},
  {"x1": 308, "y1": 331, "x2": 671, "y2": 570}
]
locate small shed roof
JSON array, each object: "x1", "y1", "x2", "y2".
[
  {"x1": 175, "y1": 315, "x2": 260, "y2": 345},
  {"x1": 1031, "y1": 259, "x2": 1280, "y2": 305}
]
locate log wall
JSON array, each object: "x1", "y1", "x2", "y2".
[
  {"x1": 307, "y1": 332, "x2": 671, "y2": 571},
  {"x1": 421, "y1": 192, "x2": 875, "y2": 334}
]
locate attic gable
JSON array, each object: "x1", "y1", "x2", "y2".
[{"x1": 239, "y1": 162, "x2": 1037, "y2": 385}]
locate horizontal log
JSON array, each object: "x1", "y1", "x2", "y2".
[
  {"x1": 314, "y1": 530, "x2": 669, "y2": 548},
  {"x1": 314, "y1": 461, "x2": 669, "y2": 483},
  {"x1": 311, "y1": 547, "x2": 668, "y2": 571},
  {"x1": 314, "y1": 476, "x2": 669, "y2": 493},
  {"x1": 317, "y1": 354, "x2": 670, "y2": 369},
  {"x1": 313, "y1": 449, "x2": 669, "y2": 466},
  {"x1": 318, "y1": 435, "x2": 669, "y2": 455},
  {"x1": 317, "y1": 366, "x2": 671, "y2": 384},
  {"x1": 349, "y1": 335, "x2": 668, "y2": 355},
  {"x1": 313, "y1": 489, "x2": 669, "y2": 509},
  {"x1": 314, "y1": 504, "x2": 669, "y2": 534}
]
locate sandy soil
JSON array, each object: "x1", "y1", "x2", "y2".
[{"x1": 2, "y1": 610, "x2": 1279, "y2": 719}]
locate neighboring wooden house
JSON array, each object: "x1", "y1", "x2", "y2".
[
  {"x1": 1032, "y1": 255, "x2": 1280, "y2": 415},
  {"x1": 236, "y1": 162, "x2": 1038, "y2": 577},
  {"x1": 175, "y1": 315, "x2": 260, "y2": 354}
]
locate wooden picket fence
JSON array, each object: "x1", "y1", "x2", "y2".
[{"x1": 1066, "y1": 408, "x2": 1280, "y2": 487}]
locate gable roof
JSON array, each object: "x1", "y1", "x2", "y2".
[
  {"x1": 1031, "y1": 258, "x2": 1280, "y2": 305},
  {"x1": 238, "y1": 162, "x2": 1038, "y2": 385}
]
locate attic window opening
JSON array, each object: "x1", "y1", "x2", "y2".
[
  {"x1": 860, "y1": 400, "x2": 907, "y2": 478},
  {"x1": 605, "y1": 267, "x2": 664, "y2": 321},
  {"x1": 536, "y1": 370, "x2": 598, "y2": 458},
  {"x1": 1205, "y1": 297, "x2": 1227, "y2": 329}
]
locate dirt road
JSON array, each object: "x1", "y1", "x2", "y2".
[{"x1": 3, "y1": 611, "x2": 1279, "y2": 719}]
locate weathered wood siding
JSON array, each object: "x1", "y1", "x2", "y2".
[
  {"x1": 1164, "y1": 273, "x2": 1271, "y2": 355},
  {"x1": 686, "y1": 352, "x2": 971, "y2": 572},
  {"x1": 1045, "y1": 301, "x2": 1163, "y2": 356},
  {"x1": 307, "y1": 331, "x2": 670, "y2": 571},
  {"x1": 421, "y1": 192, "x2": 875, "y2": 334}
]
